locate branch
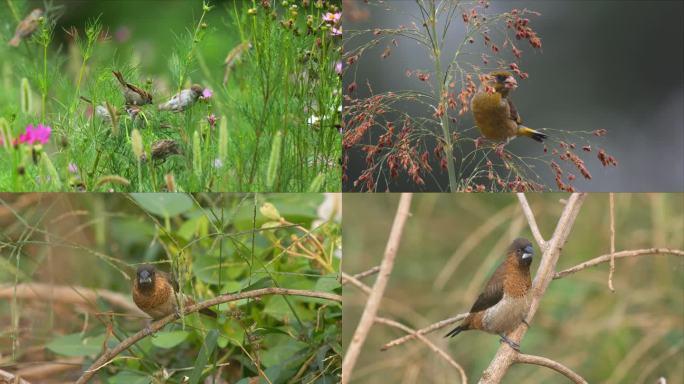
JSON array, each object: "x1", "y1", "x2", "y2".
[
  {"x1": 553, "y1": 248, "x2": 684, "y2": 279},
  {"x1": 380, "y1": 313, "x2": 468, "y2": 351},
  {"x1": 342, "y1": 193, "x2": 413, "y2": 384},
  {"x1": 0, "y1": 283, "x2": 145, "y2": 316},
  {"x1": 479, "y1": 193, "x2": 587, "y2": 383},
  {"x1": 352, "y1": 266, "x2": 381, "y2": 280},
  {"x1": 375, "y1": 317, "x2": 467, "y2": 384},
  {"x1": 341, "y1": 272, "x2": 372, "y2": 295},
  {"x1": 76, "y1": 288, "x2": 341, "y2": 383},
  {"x1": 516, "y1": 193, "x2": 546, "y2": 249},
  {"x1": 515, "y1": 354, "x2": 587, "y2": 384}
]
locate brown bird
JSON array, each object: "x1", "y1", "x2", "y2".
[
  {"x1": 132, "y1": 265, "x2": 217, "y2": 320},
  {"x1": 471, "y1": 71, "x2": 547, "y2": 145},
  {"x1": 112, "y1": 71, "x2": 153, "y2": 106},
  {"x1": 445, "y1": 238, "x2": 534, "y2": 351},
  {"x1": 9, "y1": 8, "x2": 43, "y2": 47}
]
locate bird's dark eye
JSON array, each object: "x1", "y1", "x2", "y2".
[{"x1": 496, "y1": 74, "x2": 507, "y2": 82}]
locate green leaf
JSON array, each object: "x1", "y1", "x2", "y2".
[
  {"x1": 188, "y1": 329, "x2": 219, "y2": 384},
  {"x1": 314, "y1": 274, "x2": 340, "y2": 293},
  {"x1": 131, "y1": 193, "x2": 194, "y2": 217},
  {"x1": 150, "y1": 330, "x2": 189, "y2": 349},
  {"x1": 46, "y1": 333, "x2": 105, "y2": 357}
]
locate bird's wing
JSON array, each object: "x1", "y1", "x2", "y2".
[
  {"x1": 507, "y1": 98, "x2": 522, "y2": 124},
  {"x1": 469, "y1": 263, "x2": 506, "y2": 313}
]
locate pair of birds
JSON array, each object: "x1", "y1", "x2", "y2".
[
  {"x1": 113, "y1": 71, "x2": 205, "y2": 112},
  {"x1": 81, "y1": 72, "x2": 204, "y2": 123}
]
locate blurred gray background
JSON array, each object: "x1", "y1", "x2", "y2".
[{"x1": 342, "y1": 0, "x2": 684, "y2": 192}]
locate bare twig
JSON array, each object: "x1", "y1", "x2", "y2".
[
  {"x1": 76, "y1": 288, "x2": 341, "y2": 383},
  {"x1": 14, "y1": 357, "x2": 83, "y2": 381},
  {"x1": 553, "y1": 248, "x2": 684, "y2": 279},
  {"x1": 375, "y1": 317, "x2": 468, "y2": 384},
  {"x1": 516, "y1": 193, "x2": 546, "y2": 249},
  {"x1": 515, "y1": 354, "x2": 587, "y2": 384},
  {"x1": 342, "y1": 193, "x2": 413, "y2": 384},
  {"x1": 380, "y1": 313, "x2": 469, "y2": 351},
  {"x1": 608, "y1": 193, "x2": 615, "y2": 291},
  {"x1": 353, "y1": 266, "x2": 381, "y2": 281},
  {"x1": 479, "y1": 193, "x2": 587, "y2": 383},
  {"x1": 341, "y1": 272, "x2": 372, "y2": 295}
]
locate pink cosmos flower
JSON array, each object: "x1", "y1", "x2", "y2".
[
  {"x1": 331, "y1": 27, "x2": 342, "y2": 36},
  {"x1": 335, "y1": 61, "x2": 343, "y2": 75},
  {"x1": 201, "y1": 88, "x2": 213, "y2": 100},
  {"x1": 19, "y1": 124, "x2": 51, "y2": 145},
  {"x1": 323, "y1": 12, "x2": 341, "y2": 25}
]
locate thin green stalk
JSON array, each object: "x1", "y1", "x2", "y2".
[{"x1": 429, "y1": 1, "x2": 457, "y2": 192}]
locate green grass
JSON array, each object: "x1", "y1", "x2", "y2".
[{"x1": 0, "y1": 0, "x2": 342, "y2": 192}]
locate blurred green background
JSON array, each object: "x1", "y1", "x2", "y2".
[
  {"x1": 343, "y1": 193, "x2": 684, "y2": 383},
  {"x1": 0, "y1": 193, "x2": 342, "y2": 383}
]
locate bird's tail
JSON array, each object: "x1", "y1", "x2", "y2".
[
  {"x1": 517, "y1": 126, "x2": 547, "y2": 143},
  {"x1": 445, "y1": 325, "x2": 466, "y2": 338},
  {"x1": 112, "y1": 71, "x2": 126, "y2": 87}
]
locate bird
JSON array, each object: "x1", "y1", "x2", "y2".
[
  {"x1": 79, "y1": 96, "x2": 112, "y2": 123},
  {"x1": 112, "y1": 71, "x2": 153, "y2": 106},
  {"x1": 445, "y1": 238, "x2": 534, "y2": 351},
  {"x1": 8, "y1": 8, "x2": 43, "y2": 47},
  {"x1": 132, "y1": 264, "x2": 217, "y2": 320},
  {"x1": 158, "y1": 85, "x2": 204, "y2": 112},
  {"x1": 471, "y1": 71, "x2": 547, "y2": 145}
]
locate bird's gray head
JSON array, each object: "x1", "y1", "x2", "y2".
[
  {"x1": 136, "y1": 265, "x2": 156, "y2": 287},
  {"x1": 508, "y1": 238, "x2": 534, "y2": 267}
]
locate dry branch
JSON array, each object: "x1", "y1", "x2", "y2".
[
  {"x1": 0, "y1": 283, "x2": 145, "y2": 316},
  {"x1": 342, "y1": 193, "x2": 413, "y2": 384},
  {"x1": 516, "y1": 193, "x2": 546, "y2": 249},
  {"x1": 375, "y1": 317, "x2": 468, "y2": 384},
  {"x1": 380, "y1": 313, "x2": 468, "y2": 351},
  {"x1": 76, "y1": 288, "x2": 341, "y2": 383},
  {"x1": 553, "y1": 248, "x2": 684, "y2": 279},
  {"x1": 515, "y1": 354, "x2": 587, "y2": 384},
  {"x1": 479, "y1": 193, "x2": 587, "y2": 383},
  {"x1": 341, "y1": 272, "x2": 372, "y2": 295}
]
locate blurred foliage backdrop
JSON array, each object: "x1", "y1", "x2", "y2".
[
  {"x1": 343, "y1": 193, "x2": 683, "y2": 383},
  {"x1": 0, "y1": 193, "x2": 341, "y2": 383}
]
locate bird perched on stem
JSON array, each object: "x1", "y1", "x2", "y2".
[
  {"x1": 471, "y1": 71, "x2": 547, "y2": 149},
  {"x1": 112, "y1": 71, "x2": 153, "y2": 106},
  {"x1": 445, "y1": 238, "x2": 534, "y2": 351},
  {"x1": 8, "y1": 8, "x2": 43, "y2": 47},
  {"x1": 132, "y1": 265, "x2": 216, "y2": 320},
  {"x1": 158, "y1": 85, "x2": 204, "y2": 112}
]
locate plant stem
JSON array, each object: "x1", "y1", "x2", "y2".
[{"x1": 429, "y1": 2, "x2": 457, "y2": 192}]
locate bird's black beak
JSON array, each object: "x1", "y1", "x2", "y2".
[
  {"x1": 522, "y1": 245, "x2": 534, "y2": 260},
  {"x1": 138, "y1": 270, "x2": 152, "y2": 284}
]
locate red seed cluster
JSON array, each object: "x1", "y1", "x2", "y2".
[
  {"x1": 597, "y1": 148, "x2": 618, "y2": 167},
  {"x1": 506, "y1": 9, "x2": 542, "y2": 49}
]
